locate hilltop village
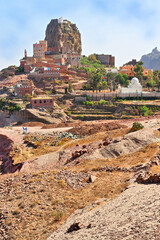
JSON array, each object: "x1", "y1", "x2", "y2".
[
  {"x1": 1, "y1": 17, "x2": 160, "y2": 240},
  {"x1": 0, "y1": 17, "x2": 159, "y2": 123}
]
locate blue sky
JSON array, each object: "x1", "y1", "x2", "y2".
[{"x1": 0, "y1": 0, "x2": 160, "y2": 70}]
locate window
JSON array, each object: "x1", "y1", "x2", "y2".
[
  {"x1": 50, "y1": 99, "x2": 52, "y2": 103},
  {"x1": 44, "y1": 100, "x2": 46, "y2": 103},
  {"x1": 40, "y1": 100, "x2": 42, "y2": 103},
  {"x1": 34, "y1": 100, "x2": 37, "y2": 104}
]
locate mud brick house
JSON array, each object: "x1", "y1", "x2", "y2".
[
  {"x1": 31, "y1": 97, "x2": 54, "y2": 108},
  {"x1": 14, "y1": 80, "x2": 33, "y2": 98},
  {"x1": 119, "y1": 65, "x2": 153, "y2": 79},
  {"x1": 33, "y1": 40, "x2": 47, "y2": 58}
]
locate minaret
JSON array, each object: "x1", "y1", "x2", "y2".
[{"x1": 24, "y1": 49, "x2": 27, "y2": 59}]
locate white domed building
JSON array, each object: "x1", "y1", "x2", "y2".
[{"x1": 118, "y1": 77, "x2": 142, "y2": 94}]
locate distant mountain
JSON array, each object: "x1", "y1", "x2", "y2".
[{"x1": 140, "y1": 47, "x2": 160, "y2": 71}]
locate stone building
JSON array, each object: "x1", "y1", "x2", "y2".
[
  {"x1": 123, "y1": 59, "x2": 138, "y2": 66},
  {"x1": 66, "y1": 53, "x2": 81, "y2": 67},
  {"x1": 31, "y1": 97, "x2": 54, "y2": 108},
  {"x1": 14, "y1": 80, "x2": 33, "y2": 98},
  {"x1": 33, "y1": 40, "x2": 47, "y2": 58},
  {"x1": 95, "y1": 54, "x2": 115, "y2": 67}
]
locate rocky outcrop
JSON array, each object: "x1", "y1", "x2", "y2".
[
  {"x1": 140, "y1": 47, "x2": 160, "y2": 70},
  {"x1": 45, "y1": 18, "x2": 82, "y2": 54},
  {"x1": 86, "y1": 127, "x2": 160, "y2": 160},
  {"x1": 0, "y1": 106, "x2": 67, "y2": 127},
  {"x1": 0, "y1": 134, "x2": 22, "y2": 174}
]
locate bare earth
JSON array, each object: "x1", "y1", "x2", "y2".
[
  {"x1": 48, "y1": 183, "x2": 160, "y2": 240},
  {"x1": 1, "y1": 117, "x2": 160, "y2": 239}
]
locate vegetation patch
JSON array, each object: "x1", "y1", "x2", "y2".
[{"x1": 129, "y1": 122, "x2": 144, "y2": 133}]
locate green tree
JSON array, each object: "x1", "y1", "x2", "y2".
[
  {"x1": 89, "y1": 67, "x2": 106, "y2": 92},
  {"x1": 88, "y1": 54, "x2": 99, "y2": 63},
  {"x1": 123, "y1": 73, "x2": 128, "y2": 82},
  {"x1": 65, "y1": 87, "x2": 68, "y2": 94},
  {"x1": 125, "y1": 79, "x2": 130, "y2": 87},
  {"x1": 134, "y1": 61, "x2": 144, "y2": 84},
  {"x1": 153, "y1": 70, "x2": 160, "y2": 90},
  {"x1": 146, "y1": 80, "x2": 156, "y2": 90},
  {"x1": 141, "y1": 105, "x2": 149, "y2": 117},
  {"x1": 68, "y1": 82, "x2": 73, "y2": 93},
  {"x1": 106, "y1": 72, "x2": 116, "y2": 91},
  {"x1": 102, "y1": 81, "x2": 108, "y2": 90},
  {"x1": 23, "y1": 93, "x2": 32, "y2": 102},
  {"x1": 116, "y1": 73, "x2": 125, "y2": 85}
]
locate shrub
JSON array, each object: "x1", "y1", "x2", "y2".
[
  {"x1": 51, "y1": 210, "x2": 63, "y2": 221},
  {"x1": 79, "y1": 115, "x2": 84, "y2": 120},
  {"x1": 98, "y1": 100, "x2": 106, "y2": 105},
  {"x1": 0, "y1": 98, "x2": 22, "y2": 113},
  {"x1": 141, "y1": 106, "x2": 149, "y2": 117},
  {"x1": 58, "y1": 179, "x2": 66, "y2": 187},
  {"x1": 12, "y1": 209, "x2": 20, "y2": 215},
  {"x1": 82, "y1": 101, "x2": 94, "y2": 106},
  {"x1": 129, "y1": 122, "x2": 144, "y2": 133},
  {"x1": 67, "y1": 111, "x2": 72, "y2": 116},
  {"x1": 86, "y1": 95, "x2": 91, "y2": 101}
]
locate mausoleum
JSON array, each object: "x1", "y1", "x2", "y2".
[{"x1": 118, "y1": 77, "x2": 142, "y2": 94}]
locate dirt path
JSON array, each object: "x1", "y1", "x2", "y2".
[
  {"x1": 0, "y1": 128, "x2": 24, "y2": 145},
  {"x1": 12, "y1": 126, "x2": 73, "y2": 134},
  {"x1": 0, "y1": 126, "x2": 73, "y2": 145}
]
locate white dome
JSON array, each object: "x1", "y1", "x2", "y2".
[{"x1": 131, "y1": 77, "x2": 139, "y2": 84}]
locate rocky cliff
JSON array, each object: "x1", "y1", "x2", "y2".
[
  {"x1": 140, "y1": 47, "x2": 160, "y2": 71},
  {"x1": 45, "y1": 18, "x2": 82, "y2": 54}
]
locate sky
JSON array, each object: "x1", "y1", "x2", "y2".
[{"x1": 1, "y1": 0, "x2": 160, "y2": 70}]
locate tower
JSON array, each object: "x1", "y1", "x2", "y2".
[
  {"x1": 58, "y1": 17, "x2": 63, "y2": 24},
  {"x1": 24, "y1": 49, "x2": 27, "y2": 59}
]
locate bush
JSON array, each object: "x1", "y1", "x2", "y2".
[
  {"x1": 0, "y1": 98, "x2": 22, "y2": 114},
  {"x1": 82, "y1": 101, "x2": 94, "y2": 106},
  {"x1": 86, "y1": 95, "x2": 91, "y2": 101},
  {"x1": 67, "y1": 111, "x2": 72, "y2": 116},
  {"x1": 98, "y1": 100, "x2": 106, "y2": 105},
  {"x1": 141, "y1": 105, "x2": 149, "y2": 117},
  {"x1": 51, "y1": 210, "x2": 63, "y2": 221},
  {"x1": 129, "y1": 122, "x2": 144, "y2": 133},
  {"x1": 79, "y1": 115, "x2": 84, "y2": 120}
]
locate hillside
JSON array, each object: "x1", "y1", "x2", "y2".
[
  {"x1": 48, "y1": 183, "x2": 160, "y2": 240},
  {"x1": 0, "y1": 118, "x2": 160, "y2": 239}
]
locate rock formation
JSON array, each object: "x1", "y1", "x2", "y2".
[
  {"x1": 140, "y1": 47, "x2": 160, "y2": 71},
  {"x1": 45, "y1": 18, "x2": 82, "y2": 54}
]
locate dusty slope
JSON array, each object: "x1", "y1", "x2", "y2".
[
  {"x1": 48, "y1": 183, "x2": 160, "y2": 240},
  {"x1": 88, "y1": 127, "x2": 160, "y2": 160}
]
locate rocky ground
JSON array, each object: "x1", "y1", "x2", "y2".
[
  {"x1": 48, "y1": 183, "x2": 160, "y2": 240},
  {"x1": 1, "y1": 117, "x2": 160, "y2": 239}
]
